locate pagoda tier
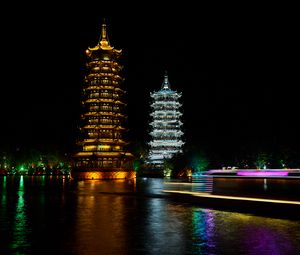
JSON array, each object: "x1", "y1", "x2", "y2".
[
  {"x1": 72, "y1": 22, "x2": 134, "y2": 180},
  {"x1": 147, "y1": 72, "x2": 184, "y2": 169}
]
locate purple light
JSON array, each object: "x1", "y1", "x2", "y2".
[
  {"x1": 206, "y1": 169, "x2": 237, "y2": 174},
  {"x1": 237, "y1": 171, "x2": 289, "y2": 176}
]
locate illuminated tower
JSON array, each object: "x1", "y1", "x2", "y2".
[
  {"x1": 147, "y1": 72, "x2": 184, "y2": 169},
  {"x1": 72, "y1": 22, "x2": 134, "y2": 179}
]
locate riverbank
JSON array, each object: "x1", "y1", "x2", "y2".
[{"x1": 204, "y1": 168, "x2": 300, "y2": 176}]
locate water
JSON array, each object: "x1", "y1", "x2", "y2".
[{"x1": 0, "y1": 176, "x2": 300, "y2": 255}]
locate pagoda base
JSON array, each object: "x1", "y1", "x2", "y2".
[
  {"x1": 138, "y1": 169, "x2": 164, "y2": 178},
  {"x1": 71, "y1": 168, "x2": 136, "y2": 180}
]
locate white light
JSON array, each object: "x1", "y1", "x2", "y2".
[{"x1": 147, "y1": 73, "x2": 184, "y2": 167}]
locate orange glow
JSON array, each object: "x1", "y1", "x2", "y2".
[{"x1": 72, "y1": 171, "x2": 136, "y2": 180}]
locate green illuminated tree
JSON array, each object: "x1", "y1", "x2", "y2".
[
  {"x1": 255, "y1": 152, "x2": 270, "y2": 169},
  {"x1": 190, "y1": 152, "x2": 209, "y2": 173}
]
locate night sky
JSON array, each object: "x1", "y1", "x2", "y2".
[{"x1": 0, "y1": 3, "x2": 298, "y2": 163}]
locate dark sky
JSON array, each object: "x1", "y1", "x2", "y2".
[{"x1": 0, "y1": 3, "x2": 298, "y2": 160}]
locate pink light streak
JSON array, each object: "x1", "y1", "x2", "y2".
[{"x1": 237, "y1": 171, "x2": 289, "y2": 176}]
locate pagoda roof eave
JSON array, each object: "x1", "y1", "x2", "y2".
[
  {"x1": 73, "y1": 152, "x2": 133, "y2": 157},
  {"x1": 87, "y1": 45, "x2": 122, "y2": 54},
  {"x1": 83, "y1": 124, "x2": 125, "y2": 128},
  {"x1": 82, "y1": 139, "x2": 127, "y2": 145}
]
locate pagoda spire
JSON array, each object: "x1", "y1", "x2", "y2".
[
  {"x1": 99, "y1": 19, "x2": 111, "y2": 49},
  {"x1": 86, "y1": 19, "x2": 120, "y2": 54},
  {"x1": 162, "y1": 71, "x2": 171, "y2": 90}
]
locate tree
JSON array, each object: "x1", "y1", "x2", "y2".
[
  {"x1": 190, "y1": 151, "x2": 210, "y2": 174},
  {"x1": 255, "y1": 152, "x2": 270, "y2": 169}
]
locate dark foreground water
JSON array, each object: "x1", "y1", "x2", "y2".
[{"x1": 0, "y1": 176, "x2": 300, "y2": 255}]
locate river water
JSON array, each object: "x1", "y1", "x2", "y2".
[{"x1": 0, "y1": 176, "x2": 299, "y2": 255}]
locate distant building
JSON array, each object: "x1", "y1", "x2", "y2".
[
  {"x1": 72, "y1": 22, "x2": 134, "y2": 179},
  {"x1": 147, "y1": 72, "x2": 184, "y2": 170}
]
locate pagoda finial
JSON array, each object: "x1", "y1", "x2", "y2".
[
  {"x1": 87, "y1": 19, "x2": 117, "y2": 53},
  {"x1": 99, "y1": 19, "x2": 111, "y2": 49},
  {"x1": 162, "y1": 70, "x2": 170, "y2": 89}
]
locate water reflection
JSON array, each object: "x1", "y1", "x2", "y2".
[
  {"x1": 74, "y1": 181, "x2": 129, "y2": 254},
  {"x1": 191, "y1": 208, "x2": 216, "y2": 254},
  {"x1": 264, "y1": 178, "x2": 268, "y2": 191},
  {"x1": 241, "y1": 216, "x2": 296, "y2": 255},
  {"x1": 190, "y1": 210, "x2": 300, "y2": 255},
  {"x1": 143, "y1": 198, "x2": 187, "y2": 254},
  {"x1": 0, "y1": 177, "x2": 299, "y2": 255},
  {"x1": 1, "y1": 176, "x2": 6, "y2": 206},
  {"x1": 0, "y1": 176, "x2": 8, "y2": 253},
  {"x1": 163, "y1": 176, "x2": 213, "y2": 193},
  {"x1": 11, "y1": 176, "x2": 31, "y2": 253}
]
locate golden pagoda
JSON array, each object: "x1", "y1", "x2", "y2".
[{"x1": 72, "y1": 22, "x2": 134, "y2": 179}]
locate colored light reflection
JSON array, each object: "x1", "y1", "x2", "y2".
[
  {"x1": 12, "y1": 176, "x2": 30, "y2": 252},
  {"x1": 1, "y1": 176, "x2": 7, "y2": 208},
  {"x1": 237, "y1": 171, "x2": 288, "y2": 176},
  {"x1": 192, "y1": 208, "x2": 216, "y2": 254},
  {"x1": 243, "y1": 222, "x2": 294, "y2": 255}
]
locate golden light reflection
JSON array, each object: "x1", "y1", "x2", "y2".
[
  {"x1": 74, "y1": 182, "x2": 127, "y2": 254},
  {"x1": 163, "y1": 190, "x2": 300, "y2": 205}
]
